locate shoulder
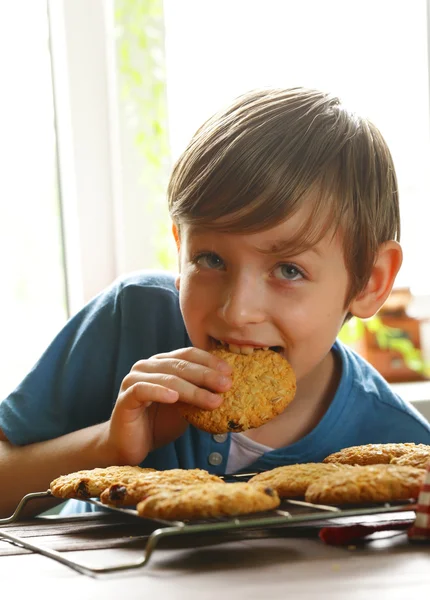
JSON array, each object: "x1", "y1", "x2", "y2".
[
  {"x1": 334, "y1": 340, "x2": 430, "y2": 441},
  {"x1": 85, "y1": 269, "x2": 184, "y2": 337},
  {"x1": 109, "y1": 270, "x2": 179, "y2": 301},
  {"x1": 80, "y1": 270, "x2": 180, "y2": 321},
  {"x1": 336, "y1": 339, "x2": 404, "y2": 402},
  {"x1": 61, "y1": 270, "x2": 184, "y2": 356}
]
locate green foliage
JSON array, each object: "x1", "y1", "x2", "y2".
[
  {"x1": 338, "y1": 316, "x2": 366, "y2": 344},
  {"x1": 339, "y1": 315, "x2": 429, "y2": 376},
  {"x1": 115, "y1": 0, "x2": 170, "y2": 183},
  {"x1": 115, "y1": 0, "x2": 176, "y2": 270}
]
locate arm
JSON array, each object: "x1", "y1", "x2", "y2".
[
  {"x1": 0, "y1": 274, "x2": 231, "y2": 519},
  {"x1": 0, "y1": 423, "x2": 111, "y2": 518},
  {"x1": 0, "y1": 346, "x2": 231, "y2": 519}
]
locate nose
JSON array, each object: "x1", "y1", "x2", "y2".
[{"x1": 217, "y1": 273, "x2": 265, "y2": 327}]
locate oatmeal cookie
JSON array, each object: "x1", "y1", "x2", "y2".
[
  {"x1": 391, "y1": 446, "x2": 430, "y2": 469},
  {"x1": 305, "y1": 464, "x2": 426, "y2": 505},
  {"x1": 100, "y1": 468, "x2": 225, "y2": 506},
  {"x1": 248, "y1": 462, "x2": 355, "y2": 497},
  {"x1": 323, "y1": 443, "x2": 428, "y2": 466},
  {"x1": 49, "y1": 466, "x2": 155, "y2": 499},
  {"x1": 179, "y1": 347, "x2": 296, "y2": 434},
  {"x1": 136, "y1": 482, "x2": 280, "y2": 520}
]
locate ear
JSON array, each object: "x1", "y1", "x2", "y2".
[
  {"x1": 348, "y1": 241, "x2": 403, "y2": 319},
  {"x1": 172, "y1": 223, "x2": 181, "y2": 291},
  {"x1": 172, "y1": 222, "x2": 180, "y2": 251}
]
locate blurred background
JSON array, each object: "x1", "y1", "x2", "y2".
[{"x1": 1, "y1": 0, "x2": 430, "y2": 410}]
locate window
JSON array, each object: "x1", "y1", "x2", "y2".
[{"x1": 0, "y1": 1, "x2": 67, "y2": 398}]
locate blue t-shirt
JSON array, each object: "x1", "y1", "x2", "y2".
[{"x1": 1, "y1": 271, "x2": 430, "y2": 513}]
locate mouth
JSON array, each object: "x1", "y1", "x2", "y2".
[{"x1": 211, "y1": 337, "x2": 283, "y2": 355}]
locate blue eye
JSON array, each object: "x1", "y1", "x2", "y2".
[
  {"x1": 273, "y1": 263, "x2": 304, "y2": 281},
  {"x1": 194, "y1": 252, "x2": 225, "y2": 270}
]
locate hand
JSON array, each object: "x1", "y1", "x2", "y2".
[{"x1": 107, "y1": 347, "x2": 232, "y2": 465}]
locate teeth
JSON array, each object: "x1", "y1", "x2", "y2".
[
  {"x1": 216, "y1": 339, "x2": 272, "y2": 354},
  {"x1": 228, "y1": 344, "x2": 242, "y2": 354},
  {"x1": 227, "y1": 344, "x2": 260, "y2": 355},
  {"x1": 239, "y1": 345, "x2": 255, "y2": 355}
]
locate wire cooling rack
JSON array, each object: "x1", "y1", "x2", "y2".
[{"x1": 0, "y1": 484, "x2": 416, "y2": 577}]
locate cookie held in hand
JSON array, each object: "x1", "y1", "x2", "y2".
[{"x1": 179, "y1": 347, "x2": 296, "y2": 434}]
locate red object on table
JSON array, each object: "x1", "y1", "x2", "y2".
[
  {"x1": 319, "y1": 521, "x2": 412, "y2": 545},
  {"x1": 408, "y1": 460, "x2": 430, "y2": 542}
]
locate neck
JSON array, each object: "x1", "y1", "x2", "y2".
[{"x1": 243, "y1": 349, "x2": 341, "y2": 448}]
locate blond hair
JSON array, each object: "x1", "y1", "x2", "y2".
[{"x1": 168, "y1": 87, "x2": 400, "y2": 304}]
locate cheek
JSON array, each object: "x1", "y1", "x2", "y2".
[
  {"x1": 178, "y1": 281, "x2": 198, "y2": 342},
  {"x1": 277, "y1": 294, "x2": 346, "y2": 340},
  {"x1": 178, "y1": 274, "x2": 216, "y2": 347},
  {"x1": 178, "y1": 278, "x2": 193, "y2": 315},
  {"x1": 178, "y1": 274, "x2": 207, "y2": 320}
]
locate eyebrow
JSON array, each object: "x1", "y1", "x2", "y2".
[
  {"x1": 188, "y1": 225, "x2": 323, "y2": 258},
  {"x1": 256, "y1": 239, "x2": 322, "y2": 257}
]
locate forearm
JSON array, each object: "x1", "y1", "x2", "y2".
[{"x1": 0, "y1": 421, "x2": 115, "y2": 518}]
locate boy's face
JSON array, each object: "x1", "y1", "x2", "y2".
[{"x1": 176, "y1": 205, "x2": 351, "y2": 385}]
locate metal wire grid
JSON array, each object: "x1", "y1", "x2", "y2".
[{"x1": 0, "y1": 488, "x2": 416, "y2": 577}]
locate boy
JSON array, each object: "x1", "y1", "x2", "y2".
[{"x1": 1, "y1": 87, "x2": 429, "y2": 518}]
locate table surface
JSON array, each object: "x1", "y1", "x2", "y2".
[{"x1": 1, "y1": 514, "x2": 429, "y2": 600}]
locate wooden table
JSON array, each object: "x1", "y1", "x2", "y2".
[{"x1": 1, "y1": 512, "x2": 429, "y2": 599}]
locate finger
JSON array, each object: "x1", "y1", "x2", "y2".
[
  {"x1": 135, "y1": 357, "x2": 232, "y2": 394},
  {"x1": 122, "y1": 372, "x2": 223, "y2": 409},
  {"x1": 153, "y1": 347, "x2": 233, "y2": 374},
  {"x1": 148, "y1": 372, "x2": 224, "y2": 409},
  {"x1": 117, "y1": 382, "x2": 179, "y2": 413}
]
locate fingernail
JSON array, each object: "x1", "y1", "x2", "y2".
[
  {"x1": 217, "y1": 361, "x2": 232, "y2": 374},
  {"x1": 164, "y1": 389, "x2": 178, "y2": 400},
  {"x1": 208, "y1": 393, "x2": 222, "y2": 405},
  {"x1": 218, "y1": 375, "x2": 231, "y2": 387}
]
